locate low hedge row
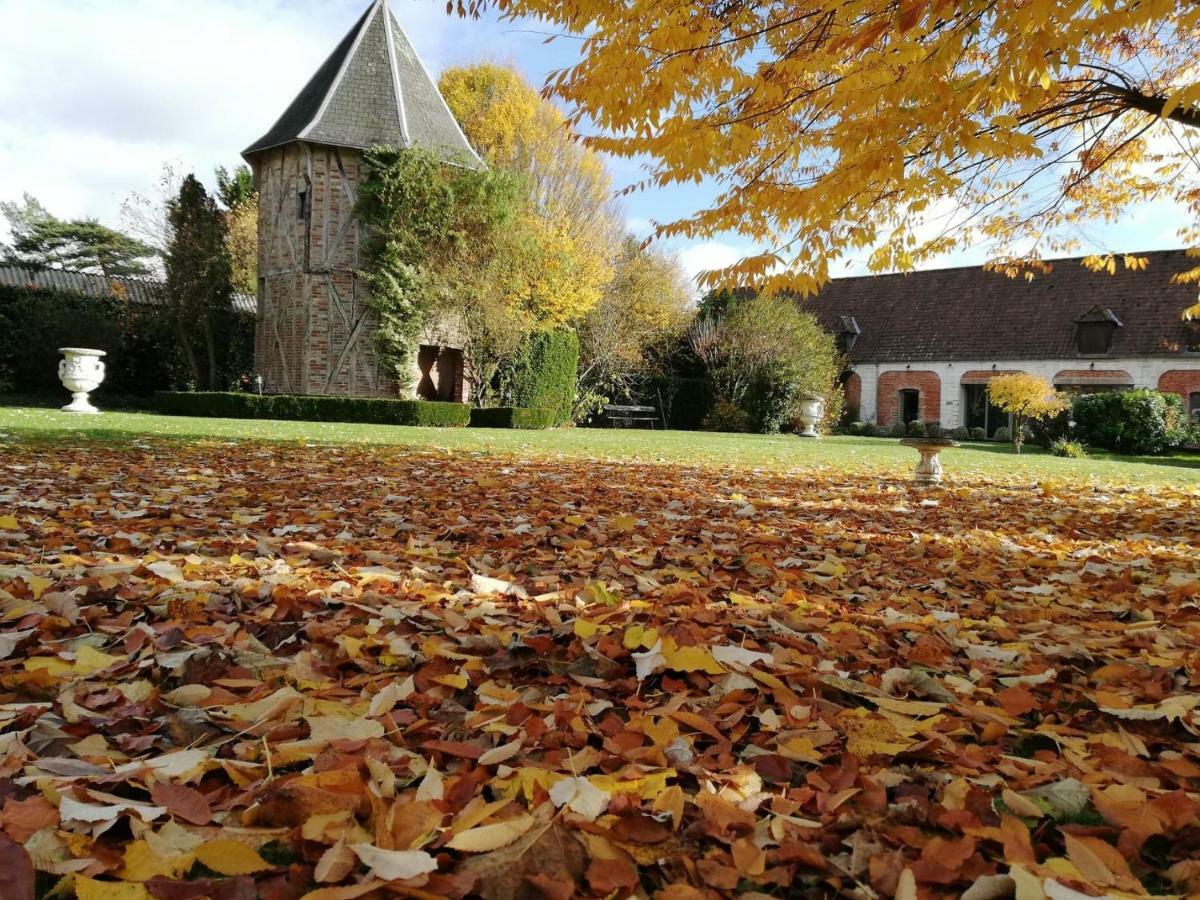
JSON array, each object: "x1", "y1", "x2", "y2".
[
  {"x1": 469, "y1": 407, "x2": 556, "y2": 430},
  {"x1": 155, "y1": 392, "x2": 471, "y2": 427}
]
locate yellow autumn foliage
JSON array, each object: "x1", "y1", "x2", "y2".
[
  {"x1": 456, "y1": 1, "x2": 1200, "y2": 303},
  {"x1": 440, "y1": 63, "x2": 620, "y2": 326}
]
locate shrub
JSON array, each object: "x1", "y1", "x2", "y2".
[
  {"x1": 703, "y1": 398, "x2": 751, "y2": 433},
  {"x1": 504, "y1": 330, "x2": 579, "y2": 425},
  {"x1": 925, "y1": 421, "x2": 943, "y2": 438},
  {"x1": 951, "y1": 426, "x2": 970, "y2": 441},
  {"x1": 1051, "y1": 437, "x2": 1088, "y2": 459},
  {"x1": 970, "y1": 427, "x2": 987, "y2": 441},
  {"x1": 744, "y1": 364, "x2": 803, "y2": 434},
  {"x1": 156, "y1": 392, "x2": 471, "y2": 427},
  {"x1": 689, "y1": 293, "x2": 840, "y2": 435},
  {"x1": 906, "y1": 420, "x2": 927, "y2": 438},
  {"x1": 848, "y1": 421, "x2": 866, "y2": 434},
  {"x1": 1073, "y1": 389, "x2": 1188, "y2": 456},
  {"x1": 861, "y1": 422, "x2": 880, "y2": 437},
  {"x1": 470, "y1": 406, "x2": 555, "y2": 429},
  {"x1": 890, "y1": 420, "x2": 908, "y2": 437},
  {"x1": 993, "y1": 426, "x2": 1012, "y2": 443}
]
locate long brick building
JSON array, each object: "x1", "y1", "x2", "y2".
[
  {"x1": 808, "y1": 250, "x2": 1200, "y2": 434},
  {"x1": 243, "y1": 0, "x2": 479, "y2": 399}
]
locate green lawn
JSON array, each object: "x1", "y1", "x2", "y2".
[{"x1": 2, "y1": 404, "x2": 1198, "y2": 486}]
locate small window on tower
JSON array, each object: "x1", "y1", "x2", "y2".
[{"x1": 298, "y1": 190, "x2": 308, "y2": 221}]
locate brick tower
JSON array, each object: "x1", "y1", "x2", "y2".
[{"x1": 243, "y1": 0, "x2": 479, "y2": 398}]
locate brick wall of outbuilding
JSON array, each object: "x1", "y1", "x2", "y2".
[
  {"x1": 844, "y1": 372, "x2": 862, "y2": 415},
  {"x1": 877, "y1": 370, "x2": 942, "y2": 425},
  {"x1": 1158, "y1": 370, "x2": 1200, "y2": 405}
]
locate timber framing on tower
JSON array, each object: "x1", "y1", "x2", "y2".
[{"x1": 242, "y1": 0, "x2": 479, "y2": 399}]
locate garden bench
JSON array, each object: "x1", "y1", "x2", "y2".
[{"x1": 603, "y1": 404, "x2": 660, "y2": 429}]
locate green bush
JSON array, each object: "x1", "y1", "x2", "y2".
[
  {"x1": 703, "y1": 398, "x2": 751, "y2": 433},
  {"x1": 504, "y1": 330, "x2": 579, "y2": 425},
  {"x1": 847, "y1": 421, "x2": 866, "y2": 435},
  {"x1": 156, "y1": 392, "x2": 470, "y2": 427},
  {"x1": 970, "y1": 427, "x2": 987, "y2": 441},
  {"x1": 744, "y1": 364, "x2": 802, "y2": 434},
  {"x1": 994, "y1": 426, "x2": 1012, "y2": 443},
  {"x1": 862, "y1": 422, "x2": 881, "y2": 437},
  {"x1": 925, "y1": 421, "x2": 943, "y2": 438},
  {"x1": 951, "y1": 426, "x2": 971, "y2": 441},
  {"x1": 1073, "y1": 389, "x2": 1187, "y2": 455},
  {"x1": 1051, "y1": 437, "x2": 1088, "y2": 459},
  {"x1": 692, "y1": 293, "x2": 840, "y2": 435},
  {"x1": 889, "y1": 421, "x2": 908, "y2": 437},
  {"x1": 470, "y1": 407, "x2": 555, "y2": 429},
  {"x1": 906, "y1": 420, "x2": 927, "y2": 438}
]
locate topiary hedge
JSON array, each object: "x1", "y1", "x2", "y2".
[
  {"x1": 470, "y1": 407, "x2": 556, "y2": 430},
  {"x1": 504, "y1": 330, "x2": 579, "y2": 426},
  {"x1": 156, "y1": 392, "x2": 470, "y2": 427},
  {"x1": 1073, "y1": 389, "x2": 1187, "y2": 455}
]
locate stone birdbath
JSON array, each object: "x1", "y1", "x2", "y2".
[
  {"x1": 58, "y1": 348, "x2": 107, "y2": 414},
  {"x1": 899, "y1": 437, "x2": 959, "y2": 485}
]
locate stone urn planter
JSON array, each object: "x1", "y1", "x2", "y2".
[
  {"x1": 58, "y1": 348, "x2": 106, "y2": 414},
  {"x1": 899, "y1": 437, "x2": 959, "y2": 484},
  {"x1": 795, "y1": 393, "x2": 826, "y2": 439}
]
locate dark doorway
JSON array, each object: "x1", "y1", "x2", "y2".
[
  {"x1": 963, "y1": 384, "x2": 1009, "y2": 437},
  {"x1": 416, "y1": 345, "x2": 463, "y2": 402},
  {"x1": 899, "y1": 389, "x2": 920, "y2": 425}
]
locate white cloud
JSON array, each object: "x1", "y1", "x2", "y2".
[
  {"x1": 675, "y1": 240, "x2": 759, "y2": 292},
  {"x1": 0, "y1": 0, "x2": 533, "y2": 231}
]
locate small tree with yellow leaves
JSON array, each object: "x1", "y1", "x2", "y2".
[{"x1": 987, "y1": 374, "x2": 1068, "y2": 455}]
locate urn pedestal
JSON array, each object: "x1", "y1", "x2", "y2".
[
  {"x1": 58, "y1": 348, "x2": 107, "y2": 414},
  {"x1": 899, "y1": 437, "x2": 960, "y2": 485},
  {"x1": 796, "y1": 394, "x2": 826, "y2": 439}
]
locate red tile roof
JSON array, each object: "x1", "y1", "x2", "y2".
[{"x1": 804, "y1": 250, "x2": 1200, "y2": 362}]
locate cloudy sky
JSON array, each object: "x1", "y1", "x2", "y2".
[{"x1": 0, "y1": 0, "x2": 1191, "y2": 286}]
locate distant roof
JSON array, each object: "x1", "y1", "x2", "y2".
[
  {"x1": 0, "y1": 266, "x2": 256, "y2": 316},
  {"x1": 803, "y1": 249, "x2": 1200, "y2": 362},
  {"x1": 243, "y1": 0, "x2": 481, "y2": 165}
]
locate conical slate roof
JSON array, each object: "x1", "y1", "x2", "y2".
[{"x1": 243, "y1": 0, "x2": 480, "y2": 165}]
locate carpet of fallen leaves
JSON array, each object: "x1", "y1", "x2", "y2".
[{"x1": 1, "y1": 443, "x2": 1199, "y2": 900}]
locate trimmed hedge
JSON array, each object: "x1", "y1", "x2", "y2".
[
  {"x1": 506, "y1": 330, "x2": 579, "y2": 426},
  {"x1": 470, "y1": 407, "x2": 556, "y2": 430},
  {"x1": 156, "y1": 392, "x2": 470, "y2": 427}
]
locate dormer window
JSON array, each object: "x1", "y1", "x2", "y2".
[
  {"x1": 835, "y1": 316, "x2": 861, "y2": 355},
  {"x1": 1075, "y1": 306, "x2": 1122, "y2": 355}
]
